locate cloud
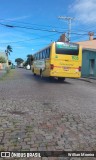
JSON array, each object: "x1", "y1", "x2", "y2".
[{"x1": 70, "y1": 0, "x2": 96, "y2": 24}]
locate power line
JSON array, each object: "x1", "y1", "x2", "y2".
[
  {"x1": 1, "y1": 22, "x2": 93, "y2": 36},
  {"x1": 0, "y1": 22, "x2": 65, "y2": 34},
  {"x1": 1, "y1": 21, "x2": 96, "y2": 43},
  {"x1": 0, "y1": 33, "x2": 59, "y2": 44},
  {"x1": 0, "y1": 18, "x2": 68, "y2": 30}
]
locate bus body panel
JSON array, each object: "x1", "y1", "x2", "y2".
[{"x1": 49, "y1": 42, "x2": 82, "y2": 78}]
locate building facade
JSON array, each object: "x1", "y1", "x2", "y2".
[
  {"x1": 76, "y1": 33, "x2": 96, "y2": 77},
  {"x1": 82, "y1": 49, "x2": 96, "y2": 77}
]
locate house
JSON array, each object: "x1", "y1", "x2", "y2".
[
  {"x1": 76, "y1": 32, "x2": 96, "y2": 50},
  {"x1": 81, "y1": 49, "x2": 96, "y2": 77},
  {"x1": 76, "y1": 32, "x2": 96, "y2": 77}
]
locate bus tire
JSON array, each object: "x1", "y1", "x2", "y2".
[
  {"x1": 34, "y1": 73, "x2": 36, "y2": 76},
  {"x1": 40, "y1": 70, "x2": 43, "y2": 78},
  {"x1": 58, "y1": 77, "x2": 65, "y2": 81}
]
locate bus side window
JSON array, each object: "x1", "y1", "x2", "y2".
[
  {"x1": 37, "y1": 53, "x2": 38, "y2": 60},
  {"x1": 42, "y1": 51, "x2": 45, "y2": 59},
  {"x1": 34, "y1": 54, "x2": 36, "y2": 60},
  {"x1": 33, "y1": 55, "x2": 35, "y2": 60},
  {"x1": 46, "y1": 48, "x2": 50, "y2": 58},
  {"x1": 39, "y1": 52, "x2": 41, "y2": 59},
  {"x1": 44, "y1": 50, "x2": 46, "y2": 59},
  {"x1": 48, "y1": 48, "x2": 50, "y2": 58},
  {"x1": 40, "y1": 52, "x2": 42, "y2": 59},
  {"x1": 38, "y1": 53, "x2": 40, "y2": 60},
  {"x1": 43, "y1": 51, "x2": 45, "y2": 59},
  {"x1": 36, "y1": 54, "x2": 37, "y2": 60},
  {"x1": 45, "y1": 49, "x2": 48, "y2": 58},
  {"x1": 41, "y1": 51, "x2": 43, "y2": 59},
  {"x1": 41, "y1": 52, "x2": 43, "y2": 59}
]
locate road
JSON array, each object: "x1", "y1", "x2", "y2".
[{"x1": 0, "y1": 68, "x2": 96, "y2": 160}]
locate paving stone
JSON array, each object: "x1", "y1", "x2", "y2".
[{"x1": 0, "y1": 68, "x2": 95, "y2": 160}]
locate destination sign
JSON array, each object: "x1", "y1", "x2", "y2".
[{"x1": 56, "y1": 42, "x2": 78, "y2": 49}]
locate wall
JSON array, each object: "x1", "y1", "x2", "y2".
[{"x1": 82, "y1": 50, "x2": 96, "y2": 77}]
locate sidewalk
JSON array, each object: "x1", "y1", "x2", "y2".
[{"x1": 78, "y1": 77, "x2": 96, "y2": 83}]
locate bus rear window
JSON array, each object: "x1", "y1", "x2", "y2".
[{"x1": 56, "y1": 42, "x2": 79, "y2": 55}]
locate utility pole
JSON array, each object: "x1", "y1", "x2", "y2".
[{"x1": 58, "y1": 16, "x2": 75, "y2": 42}]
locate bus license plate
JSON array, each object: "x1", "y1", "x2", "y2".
[{"x1": 64, "y1": 67, "x2": 69, "y2": 71}]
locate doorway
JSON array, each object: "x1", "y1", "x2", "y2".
[{"x1": 90, "y1": 59, "x2": 95, "y2": 75}]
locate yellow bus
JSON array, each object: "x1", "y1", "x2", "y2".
[{"x1": 31, "y1": 42, "x2": 82, "y2": 81}]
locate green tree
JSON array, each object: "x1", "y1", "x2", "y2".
[
  {"x1": 26, "y1": 55, "x2": 34, "y2": 66},
  {"x1": 15, "y1": 58, "x2": 24, "y2": 65},
  {"x1": 0, "y1": 56, "x2": 6, "y2": 63},
  {"x1": 5, "y1": 45, "x2": 13, "y2": 57}
]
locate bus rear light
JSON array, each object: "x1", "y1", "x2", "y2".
[
  {"x1": 78, "y1": 66, "x2": 81, "y2": 71},
  {"x1": 50, "y1": 64, "x2": 54, "y2": 70}
]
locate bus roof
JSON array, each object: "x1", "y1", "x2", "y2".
[
  {"x1": 32, "y1": 42, "x2": 55, "y2": 55},
  {"x1": 32, "y1": 41, "x2": 79, "y2": 56}
]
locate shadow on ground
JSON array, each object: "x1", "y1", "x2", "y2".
[{"x1": 23, "y1": 72, "x2": 72, "y2": 85}]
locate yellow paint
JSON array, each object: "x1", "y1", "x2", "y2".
[{"x1": 32, "y1": 42, "x2": 82, "y2": 78}]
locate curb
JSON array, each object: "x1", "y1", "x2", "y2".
[{"x1": 77, "y1": 78, "x2": 96, "y2": 83}]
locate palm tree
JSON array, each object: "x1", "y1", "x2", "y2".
[
  {"x1": 5, "y1": 45, "x2": 12, "y2": 57},
  {"x1": 5, "y1": 45, "x2": 12, "y2": 67}
]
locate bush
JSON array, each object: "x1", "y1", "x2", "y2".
[
  {"x1": 5, "y1": 67, "x2": 11, "y2": 73},
  {"x1": 0, "y1": 56, "x2": 6, "y2": 63}
]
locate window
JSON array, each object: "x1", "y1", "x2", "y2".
[
  {"x1": 56, "y1": 42, "x2": 79, "y2": 55},
  {"x1": 35, "y1": 54, "x2": 38, "y2": 60},
  {"x1": 38, "y1": 53, "x2": 40, "y2": 60},
  {"x1": 90, "y1": 59, "x2": 95, "y2": 75},
  {"x1": 46, "y1": 48, "x2": 50, "y2": 58},
  {"x1": 37, "y1": 53, "x2": 39, "y2": 60},
  {"x1": 33, "y1": 55, "x2": 35, "y2": 60},
  {"x1": 45, "y1": 50, "x2": 47, "y2": 58},
  {"x1": 42, "y1": 51, "x2": 45, "y2": 59},
  {"x1": 34, "y1": 54, "x2": 37, "y2": 60},
  {"x1": 40, "y1": 52, "x2": 42, "y2": 59}
]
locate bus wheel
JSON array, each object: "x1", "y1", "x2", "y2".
[
  {"x1": 34, "y1": 73, "x2": 36, "y2": 76},
  {"x1": 40, "y1": 70, "x2": 43, "y2": 78},
  {"x1": 58, "y1": 77, "x2": 65, "y2": 81}
]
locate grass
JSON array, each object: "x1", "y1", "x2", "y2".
[{"x1": 0, "y1": 69, "x2": 15, "y2": 81}]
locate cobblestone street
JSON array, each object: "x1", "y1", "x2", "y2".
[{"x1": 0, "y1": 68, "x2": 96, "y2": 160}]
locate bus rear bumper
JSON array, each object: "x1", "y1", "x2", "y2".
[{"x1": 50, "y1": 71, "x2": 81, "y2": 78}]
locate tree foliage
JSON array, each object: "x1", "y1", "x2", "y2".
[
  {"x1": 0, "y1": 56, "x2": 6, "y2": 63},
  {"x1": 5, "y1": 45, "x2": 13, "y2": 56},
  {"x1": 15, "y1": 58, "x2": 24, "y2": 63}
]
